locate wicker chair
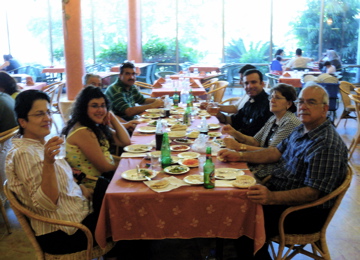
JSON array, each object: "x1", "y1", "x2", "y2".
[
  {"x1": 4, "y1": 181, "x2": 115, "y2": 260},
  {"x1": 206, "y1": 81, "x2": 229, "y2": 103},
  {"x1": 134, "y1": 81, "x2": 152, "y2": 96},
  {"x1": 43, "y1": 82, "x2": 64, "y2": 132},
  {"x1": 220, "y1": 97, "x2": 240, "y2": 105},
  {"x1": 348, "y1": 94, "x2": 360, "y2": 159},
  {"x1": 0, "y1": 126, "x2": 19, "y2": 234},
  {"x1": 268, "y1": 166, "x2": 353, "y2": 260},
  {"x1": 336, "y1": 81, "x2": 356, "y2": 127}
]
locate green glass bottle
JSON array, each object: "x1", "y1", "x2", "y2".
[
  {"x1": 161, "y1": 132, "x2": 172, "y2": 169},
  {"x1": 203, "y1": 147, "x2": 215, "y2": 189},
  {"x1": 173, "y1": 88, "x2": 180, "y2": 108},
  {"x1": 188, "y1": 89, "x2": 194, "y2": 107},
  {"x1": 183, "y1": 102, "x2": 191, "y2": 125}
]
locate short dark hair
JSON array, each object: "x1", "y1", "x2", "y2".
[
  {"x1": 120, "y1": 62, "x2": 135, "y2": 74},
  {"x1": 275, "y1": 49, "x2": 284, "y2": 57},
  {"x1": 243, "y1": 69, "x2": 263, "y2": 82},
  {"x1": 296, "y1": 48, "x2": 302, "y2": 56},
  {"x1": 239, "y1": 64, "x2": 256, "y2": 75},
  {"x1": 15, "y1": 90, "x2": 50, "y2": 135},
  {"x1": 3, "y1": 54, "x2": 12, "y2": 61},
  {"x1": 324, "y1": 61, "x2": 331, "y2": 66},
  {"x1": 271, "y1": 83, "x2": 297, "y2": 113},
  {"x1": 276, "y1": 55, "x2": 282, "y2": 61},
  {"x1": 0, "y1": 71, "x2": 18, "y2": 95}
]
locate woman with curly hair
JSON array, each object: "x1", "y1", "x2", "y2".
[
  {"x1": 62, "y1": 86, "x2": 131, "y2": 186},
  {"x1": 0, "y1": 71, "x2": 19, "y2": 99}
]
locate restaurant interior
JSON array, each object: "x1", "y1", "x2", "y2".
[{"x1": 1, "y1": 0, "x2": 360, "y2": 259}]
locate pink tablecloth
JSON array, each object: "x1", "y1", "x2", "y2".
[
  {"x1": 18, "y1": 82, "x2": 47, "y2": 91},
  {"x1": 95, "y1": 117, "x2": 265, "y2": 254},
  {"x1": 41, "y1": 67, "x2": 65, "y2": 74},
  {"x1": 189, "y1": 64, "x2": 227, "y2": 73},
  {"x1": 279, "y1": 72, "x2": 303, "y2": 88},
  {"x1": 151, "y1": 86, "x2": 206, "y2": 98}
]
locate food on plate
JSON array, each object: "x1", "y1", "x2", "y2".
[
  {"x1": 140, "y1": 169, "x2": 152, "y2": 177},
  {"x1": 181, "y1": 158, "x2": 199, "y2": 167},
  {"x1": 166, "y1": 165, "x2": 188, "y2": 173},
  {"x1": 208, "y1": 123, "x2": 220, "y2": 129},
  {"x1": 150, "y1": 179, "x2": 170, "y2": 189},
  {"x1": 174, "y1": 138, "x2": 193, "y2": 144},
  {"x1": 148, "y1": 120, "x2": 157, "y2": 127},
  {"x1": 217, "y1": 156, "x2": 226, "y2": 162},
  {"x1": 213, "y1": 139, "x2": 225, "y2": 147},
  {"x1": 208, "y1": 132, "x2": 222, "y2": 138},
  {"x1": 167, "y1": 131, "x2": 186, "y2": 139},
  {"x1": 170, "y1": 123, "x2": 187, "y2": 131},
  {"x1": 186, "y1": 131, "x2": 200, "y2": 138},
  {"x1": 171, "y1": 145, "x2": 190, "y2": 151},
  {"x1": 232, "y1": 175, "x2": 256, "y2": 188},
  {"x1": 283, "y1": 72, "x2": 291, "y2": 77}
]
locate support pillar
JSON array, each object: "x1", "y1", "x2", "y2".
[
  {"x1": 127, "y1": 0, "x2": 142, "y2": 62},
  {"x1": 62, "y1": 0, "x2": 85, "y2": 100}
]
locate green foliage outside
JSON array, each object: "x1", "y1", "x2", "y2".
[
  {"x1": 53, "y1": 48, "x2": 64, "y2": 62},
  {"x1": 96, "y1": 42, "x2": 127, "y2": 64},
  {"x1": 291, "y1": 0, "x2": 360, "y2": 63},
  {"x1": 225, "y1": 38, "x2": 270, "y2": 64}
]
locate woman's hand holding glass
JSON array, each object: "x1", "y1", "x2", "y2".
[{"x1": 44, "y1": 136, "x2": 64, "y2": 164}]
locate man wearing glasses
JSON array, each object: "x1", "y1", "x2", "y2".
[
  {"x1": 218, "y1": 83, "x2": 348, "y2": 259},
  {"x1": 105, "y1": 62, "x2": 164, "y2": 122}
]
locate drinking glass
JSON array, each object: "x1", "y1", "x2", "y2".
[
  {"x1": 198, "y1": 155, "x2": 206, "y2": 175},
  {"x1": 207, "y1": 102, "x2": 220, "y2": 116}
]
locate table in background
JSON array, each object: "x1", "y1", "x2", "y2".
[
  {"x1": 10, "y1": 74, "x2": 33, "y2": 83},
  {"x1": 189, "y1": 63, "x2": 228, "y2": 73},
  {"x1": 95, "y1": 117, "x2": 265, "y2": 254},
  {"x1": 94, "y1": 71, "x2": 119, "y2": 87},
  {"x1": 279, "y1": 71, "x2": 303, "y2": 88},
  {"x1": 170, "y1": 73, "x2": 222, "y2": 83},
  {"x1": 110, "y1": 63, "x2": 152, "y2": 74},
  {"x1": 18, "y1": 82, "x2": 47, "y2": 91},
  {"x1": 41, "y1": 67, "x2": 65, "y2": 80},
  {"x1": 150, "y1": 80, "x2": 206, "y2": 98}
]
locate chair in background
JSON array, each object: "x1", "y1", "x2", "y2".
[
  {"x1": 206, "y1": 81, "x2": 229, "y2": 103},
  {"x1": 292, "y1": 67, "x2": 312, "y2": 71},
  {"x1": 137, "y1": 63, "x2": 158, "y2": 84},
  {"x1": 269, "y1": 166, "x2": 352, "y2": 260},
  {"x1": 317, "y1": 83, "x2": 340, "y2": 123},
  {"x1": 348, "y1": 94, "x2": 360, "y2": 159},
  {"x1": 336, "y1": 81, "x2": 356, "y2": 127},
  {"x1": 43, "y1": 82, "x2": 63, "y2": 132},
  {"x1": 135, "y1": 81, "x2": 153, "y2": 96},
  {"x1": 226, "y1": 64, "x2": 242, "y2": 87},
  {"x1": 6, "y1": 65, "x2": 29, "y2": 76},
  {"x1": 265, "y1": 73, "x2": 280, "y2": 89},
  {"x1": 27, "y1": 66, "x2": 58, "y2": 83},
  {"x1": 4, "y1": 181, "x2": 115, "y2": 260},
  {"x1": 202, "y1": 78, "x2": 219, "y2": 91},
  {"x1": 220, "y1": 97, "x2": 240, "y2": 106},
  {"x1": 155, "y1": 71, "x2": 176, "y2": 79},
  {"x1": 0, "y1": 126, "x2": 19, "y2": 235}
]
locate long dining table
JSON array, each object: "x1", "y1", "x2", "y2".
[
  {"x1": 150, "y1": 80, "x2": 206, "y2": 98},
  {"x1": 95, "y1": 114, "x2": 265, "y2": 255}
]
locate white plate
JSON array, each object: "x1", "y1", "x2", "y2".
[
  {"x1": 208, "y1": 132, "x2": 222, "y2": 138},
  {"x1": 208, "y1": 123, "x2": 221, "y2": 130},
  {"x1": 232, "y1": 175, "x2": 256, "y2": 188},
  {"x1": 174, "y1": 138, "x2": 194, "y2": 145},
  {"x1": 124, "y1": 144, "x2": 152, "y2": 153},
  {"x1": 171, "y1": 156, "x2": 180, "y2": 164},
  {"x1": 145, "y1": 109, "x2": 164, "y2": 113},
  {"x1": 178, "y1": 152, "x2": 200, "y2": 159},
  {"x1": 213, "y1": 139, "x2": 225, "y2": 148},
  {"x1": 147, "y1": 120, "x2": 157, "y2": 127},
  {"x1": 184, "y1": 175, "x2": 204, "y2": 185},
  {"x1": 179, "y1": 158, "x2": 199, "y2": 167},
  {"x1": 141, "y1": 113, "x2": 162, "y2": 119},
  {"x1": 138, "y1": 126, "x2": 156, "y2": 133},
  {"x1": 121, "y1": 168, "x2": 156, "y2": 181},
  {"x1": 186, "y1": 131, "x2": 200, "y2": 139},
  {"x1": 164, "y1": 165, "x2": 190, "y2": 175},
  {"x1": 168, "y1": 131, "x2": 187, "y2": 139},
  {"x1": 170, "y1": 145, "x2": 190, "y2": 152},
  {"x1": 215, "y1": 168, "x2": 244, "y2": 180}
]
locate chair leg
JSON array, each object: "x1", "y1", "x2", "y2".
[{"x1": 0, "y1": 201, "x2": 11, "y2": 234}]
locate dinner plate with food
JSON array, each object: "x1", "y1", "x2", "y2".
[
  {"x1": 149, "y1": 179, "x2": 170, "y2": 189},
  {"x1": 141, "y1": 113, "x2": 162, "y2": 119},
  {"x1": 145, "y1": 108, "x2": 164, "y2": 113},
  {"x1": 208, "y1": 132, "x2": 222, "y2": 138},
  {"x1": 215, "y1": 168, "x2": 244, "y2": 180},
  {"x1": 208, "y1": 123, "x2": 221, "y2": 130},
  {"x1": 213, "y1": 138, "x2": 225, "y2": 148},
  {"x1": 174, "y1": 138, "x2": 194, "y2": 145},
  {"x1": 170, "y1": 145, "x2": 190, "y2": 152},
  {"x1": 184, "y1": 175, "x2": 204, "y2": 185},
  {"x1": 147, "y1": 120, "x2": 157, "y2": 127},
  {"x1": 121, "y1": 168, "x2": 156, "y2": 181},
  {"x1": 137, "y1": 126, "x2": 156, "y2": 133},
  {"x1": 124, "y1": 144, "x2": 152, "y2": 153},
  {"x1": 232, "y1": 175, "x2": 256, "y2": 188},
  {"x1": 164, "y1": 165, "x2": 190, "y2": 175},
  {"x1": 168, "y1": 131, "x2": 187, "y2": 139},
  {"x1": 178, "y1": 158, "x2": 199, "y2": 167},
  {"x1": 186, "y1": 131, "x2": 200, "y2": 139},
  {"x1": 177, "y1": 152, "x2": 200, "y2": 159}
]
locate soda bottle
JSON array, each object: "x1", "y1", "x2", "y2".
[
  {"x1": 183, "y1": 102, "x2": 191, "y2": 126},
  {"x1": 173, "y1": 88, "x2": 180, "y2": 108},
  {"x1": 199, "y1": 116, "x2": 208, "y2": 135},
  {"x1": 188, "y1": 89, "x2": 194, "y2": 107},
  {"x1": 155, "y1": 119, "x2": 163, "y2": 150},
  {"x1": 203, "y1": 147, "x2": 215, "y2": 189},
  {"x1": 161, "y1": 132, "x2": 172, "y2": 169}
]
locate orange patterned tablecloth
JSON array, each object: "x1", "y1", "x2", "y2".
[{"x1": 95, "y1": 117, "x2": 265, "y2": 254}]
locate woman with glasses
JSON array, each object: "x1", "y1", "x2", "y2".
[
  {"x1": 222, "y1": 83, "x2": 301, "y2": 179},
  {"x1": 62, "y1": 86, "x2": 131, "y2": 187}
]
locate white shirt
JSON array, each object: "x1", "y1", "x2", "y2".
[
  {"x1": 286, "y1": 56, "x2": 312, "y2": 68},
  {"x1": 6, "y1": 138, "x2": 91, "y2": 236},
  {"x1": 326, "y1": 65, "x2": 336, "y2": 74}
]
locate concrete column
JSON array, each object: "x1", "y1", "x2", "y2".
[
  {"x1": 127, "y1": 0, "x2": 143, "y2": 62},
  {"x1": 62, "y1": 0, "x2": 85, "y2": 100}
]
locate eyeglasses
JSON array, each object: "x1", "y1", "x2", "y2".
[
  {"x1": 294, "y1": 100, "x2": 325, "y2": 107},
  {"x1": 89, "y1": 104, "x2": 107, "y2": 109},
  {"x1": 28, "y1": 110, "x2": 53, "y2": 118},
  {"x1": 268, "y1": 95, "x2": 286, "y2": 101}
]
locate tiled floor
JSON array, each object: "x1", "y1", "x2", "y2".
[{"x1": 0, "y1": 86, "x2": 359, "y2": 260}]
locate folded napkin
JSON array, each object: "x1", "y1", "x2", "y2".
[
  {"x1": 144, "y1": 176, "x2": 190, "y2": 193},
  {"x1": 215, "y1": 180, "x2": 236, "y2": 187},
  {"x1": 121, "y1": 152, "x2": 148, "y2": 158}
]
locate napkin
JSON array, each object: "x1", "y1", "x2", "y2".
[
  {"x1": 144, "y1": 176, "x2": 190, "y2": 193},
  {"x1": 121, "y1": 152, "x2": 148, "y2": 158},
  {"x1": 215, "y1": 180, "x2": 235, "y2": 187}
]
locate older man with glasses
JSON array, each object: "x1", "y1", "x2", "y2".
[{"x1": 218, "y1": 82, "x2": 348, "y2": 259}]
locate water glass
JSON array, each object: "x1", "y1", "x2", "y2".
[
  {"x1": 56, "y1": 135, "x2": 66, "y2": 159},
  {"x1": 198, "y1": 155, "x2": 206, "y2": 175},
  {"x1": 150, "y1": 153, "x2": 161, "y2": 173}
]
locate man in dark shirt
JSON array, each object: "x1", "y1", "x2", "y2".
[{"x1": 217, "y1": 69, "x2": 272, "y2": 136}]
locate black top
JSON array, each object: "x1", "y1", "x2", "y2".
[{"x1": 230, "y1": 90, "x2": 272, "y2": 137}]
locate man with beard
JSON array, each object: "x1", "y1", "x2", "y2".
[{"x1": 105, "y1": 62, "x2": 163, "y2": 121}]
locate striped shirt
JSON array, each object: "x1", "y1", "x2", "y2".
[
  {"x1": 105, "y1": 79, "x2": 146, "y2": 121},
  {"x1": 266, "y1": 120, "x2": 348, "y2": 208},
  {"x1": 6, "y1": 138, "x2": 91, "y2": 236}
]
